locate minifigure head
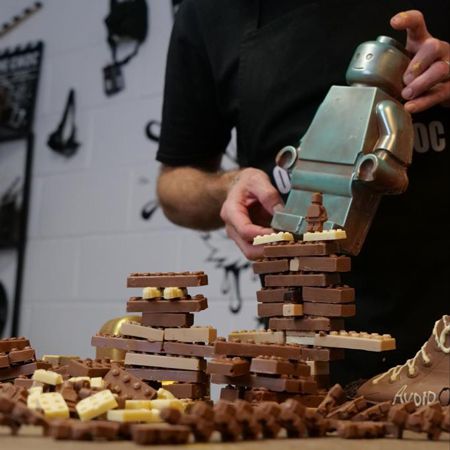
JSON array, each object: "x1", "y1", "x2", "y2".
[
  {"x1": 311, "y1": 192, "x2": 323, "y2": 204},
  {"x1": 346, "y1": 36, "x2": 410, "y2": 99}
]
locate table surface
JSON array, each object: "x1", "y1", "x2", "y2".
[{"x1": 1, "y1": 429, "x2": 448, "y2": 450}]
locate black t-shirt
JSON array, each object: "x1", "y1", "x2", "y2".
[{"x1": 157, "y1": 0, "x2": 450, "y2": 382}]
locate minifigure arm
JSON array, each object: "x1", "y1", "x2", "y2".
[{"x1": 355, "y1": 100, "x2": 414, "y2": 194}]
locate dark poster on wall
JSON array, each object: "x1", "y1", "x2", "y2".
[{"x1": 0, "y1": 41, "x2": 43, "y2": 141}]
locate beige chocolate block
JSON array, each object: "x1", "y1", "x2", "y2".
[
  {"x1": 42, "y1": 355, "x2": 79, "y2": 366},
  {"x1": 124, "y1": 352, "x2": 206, "y2": 371},
  {"x1": 164, "y1": 326, "x2": 217, "y2": 344},
  {"x1": 303, "y1": 229, "x2": 347, "y2": 242},
  {"x1": 282, "y1": 304, "x2": 304, "y2": 317},
  {"x1": 107, "y1": 408, "x2": 161, "y2": 423},
  {"x1": 228, "y1": 329, "x2": 285, "y2": 345},
  {"x1": 32, "y1": 369, "x2": 63, "y2": 386},
  {"x1": 163, "y1": 287, "x2": 187, "y2": 299},
  {"x1": 253, "y1": 231, "x2": 294, "y2": 245},
  {"x1": 287, "y1": 330, "x2": 396, "y2": 352},
  {"x1": 289, "y1": 257, "x2": 301, "y2": 272},
  {"x1": 119, "y1": 322, "x2": 164, "y2": 341},
  {"x1": 142, "y1": 287, "x2": 162, "y2": 299}
]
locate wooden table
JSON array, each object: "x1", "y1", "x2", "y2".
[{"x1": 1, "y1": 429, "x2": 448, "y2": 450}]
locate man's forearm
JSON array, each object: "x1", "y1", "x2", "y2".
[{"x1": 157, "y1": 165, "x2": 240, "y2": 230}]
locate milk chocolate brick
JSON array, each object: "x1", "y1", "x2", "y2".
[
  {"x1": 68, "y1": 359, "x2": 112, "y2": 378},
  {"x1": 127, "y1": 271, "x2": 207, "y2": 288},
  {"x1": 126, "y1": 367, "x2": 208, "y2": 384},
  {"x1": 303, "y1": 302, "x2": 356, "y2": 317},
  {"x1": 126, "y1": 295, "x2": 208, "y2": 313},
  {"x1": 264, "y1": 273, "x2": 341, "y2": 287},
  {"x1": 165, "y1": 382, "x2": 208, "y2": 400},
  {"x1": 290, "y1": 255, "x2": 351, "y2": 272},
  {"x1": 207, "y1": 357, "x2": 250, "y2": 377},
  {"x1": 162, "y1": 341, "x2": 215, "y2": 358},
  {"x1": 303, "y1": 286, "x2": 355, "y2": 303},
  {"x1": 104, "y1": 367, "x2": 157, "y2": 400},
  {"x1": 269, "y1": 316, "x2": 344, "y2": 331},
  {"x1": 252, "y1": 259, "x2": 289, "y2": 275},
  {"x1": 140, "y1": 313, "x2": 194, "y2": 328},
  {"x1": 0, "y1": 337, "x2": 30, "y2": 353},
  {"x1": 263, "y1": 241, "x2": 340, "y2": 258},
  {"x1": 250, "y1": 356, "x2": 310, "y2": 377},
  {"x1": 91, "y1": 334, "x2": 163, "y2": 353},
  {"x1": 256, "y1": 288, "x2": 302, "y2": 303}
]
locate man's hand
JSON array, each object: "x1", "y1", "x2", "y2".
[
  {"x1": 390, "y1": 10, "x2": 450, "y2": 113},
  {"x1": 220, "y1": 168, "x2": 284, "y2": 260}
]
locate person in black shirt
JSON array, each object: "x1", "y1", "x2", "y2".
[{"x1": 156, "y1": 1, "x2": 450, "y2": 383}]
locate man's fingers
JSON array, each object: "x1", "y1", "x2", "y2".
[
  {"x1": 225, "y1": 224, "x2": 265, "y2": 260},
  {"x1": 404, "y1": 82, "x2": 450, "y2": 113},
  {"x1": 403, "y1": 38, "x2": 449, "y2": 84},
  {"x1": 403, "y1": 61, "x2": 450, "y2": 101},
  {"x1": 390, "y1": 10, "x2": 430, "y2": 52}
]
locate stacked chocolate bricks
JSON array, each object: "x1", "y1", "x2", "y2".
[
  {"x1": 207, "y1": 331, "x2": 322, "y2": 405},
  {"x1": 92, "y1": 271, "x2": 216, "y2": 400},
  {"x1": 0, "y1": 337, "x2": 43, "y2": 382}
]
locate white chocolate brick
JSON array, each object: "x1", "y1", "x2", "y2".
[
  {"x1": 142, "y1": 287, "x2": 162, "y2": 299},
  {"x1": 107, "y1": 408, "x2": 161, "y2": 423},
  {"x1": 282, "y1": 304, "x2": 304, "y2": 317},
  {"x1": 163, "y1": 287, "x2": 187, "y2": 300},
  {"x1": 32, "y1": 369, "x2": 63, "y2": 386},
  {"x1": 303, "y1": 229, "x2": 347, "y2": 242},
  {"x1": 76, "y1": 389, "x2": 118, "y2": 421},
  {"x1": 253, "y1": 231, "x2": 294, "y2": 246},
  {"x1": 38, "y1": 393, "x2": 69, "y2": 419}
]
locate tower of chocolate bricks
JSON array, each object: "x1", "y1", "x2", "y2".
[{"x1": 91, "y1": 271, "x2": 217, "y2": 401}]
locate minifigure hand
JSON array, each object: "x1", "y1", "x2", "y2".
[
  {"x1": 391, "y1": 10, "x2": 450, "y2": 113},
  {"x1": 220, "y1": 168, "x2": 284, "y2": 260}
]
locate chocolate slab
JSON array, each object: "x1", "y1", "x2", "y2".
[
  {"x1": 257, "y1": 303, "x2": 284, "y2": 317},
  {"x1": 141, "y1": 313, "x2": 194, "y2": 328},
  {"x1": 291, "y1": 256, "x2": 351, "y2": 272},
  {"x1": 301, "y1": 347, "x2": 345, "y2": 361},
  {"x1": 252, "y1": 259, "x2": 289, "y2": 275},
  {"x1": 0, "y1": 361, "x2": 43, "y2": 381},
  {"x1": 0, "y1": 337, "x2": 30, "y2": 353},
  {"x1": 91, "y1": 335, "x2": 163, "y2": 353},
  {"x1": 210, "y1": 373, "x2": 317, "y2": 394},
  {"x1": 104, "y1": 367, "x2": 157, "y2": 400},
  {"x1": 264, "y1": 273, "x2": 341, "y2": 287},
  {"x1": 250, "y1": 356, "x2": 310, "y2": 377},
  {"x1": 303, "y1": 302, "x2": 356, "y2": 317},
  {"x1": 256, "y1": 288, "x2": 302, "y2": 303},
  {"x1": 164, "y1": 382, "x2": 208, "y2": 400},
  {"x1": 269, "y1": 317, "x2": 345, "y2": 331},
  {"x1": 162, "y1": 341, "x2": 215, "y2": 358},
  {"x1": 127, "y1": 295, "x2": 208, "y2": 313},
  {"x1": 127, "y1": 271, "x2": 208, "y2": 288},
  {"x1": 303, "y1": 286, "x2": 355, "y2": 303},
  {"x1": 68, "y1": 358, "x2": 112, "y2": 377},
  {"x1": 214, "y1": 340, "x2": 303, "y2": 361},
  {"x1": 7, "y1": 347, "x2": 35, "y2": 365},
  {"x1": 263, "y1": 241, "x2": 340, "y2": 257},
  {"x1": 206, "y1": 357, "x2": 250, "y2": 377},
  {"x1": 126, "y1": 367, "x2": 208, "y2": 383}
]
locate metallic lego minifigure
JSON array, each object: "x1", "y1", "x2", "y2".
[{"x1": 271, "y1": 36, "x2": 414, "y2": 255}]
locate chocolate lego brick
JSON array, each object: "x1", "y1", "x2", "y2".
[
  {"x1": 233, "y1": 399, "x2": 262, "y2": 439},
  {"x1": 253, "y1": 402, "x2": 282, "y2": 438},
  {"x1": 269, "y1": 316, "x2": 344, "y2": 331},
  {"x1": 316, "y1": 384, "x2": 347, "y2": 416},
  {"x1": 352, "y1": 401, "x2": 391, "y2": 421},
  {"x1": 68, "y1": 358, "x2": 112, "y2": 378},
  {"x1": 279, "y1": 399, "x2": 307, "y2": 438},
  {"x1": 220, "y1": 386, "x2": 244, "y2": 402},
  {"x1": 127, "y1": 271, "x2": 208, "y2": 288},
  {"x1": 0, "y1": 361, "x2": 48, "y2": 381},
  {"x1": 126, "y1": 295, "x2": 208, "y2": 313},
  {"x1": 131, "y1": 423, "x2": 191, "y2": 445},
  {"x1": 126, "y1": 367, "x2": 208, "y2": 383},
  {"x1": 0, "y1": 353, "x2": 9, "y2": 368},
  {"x1": 228, "y1": 330, "x2": 285, "y2": 345},
  {"x1": 206, "y1": 357, "x2": 250, "y2": 377},
  {"x1": 303, "y1": 285, "x2": 355, "y2": 303},
  {"x1": 141, "y1": 313, "x2": 194, "y2": 328},
  {"x1": 104, "y1": 367, "x2": 157, "y2": 400},
  {"x1": 91, "y1": 334, "x2": 163, "y2": 353},
  {"x1": 13, "y1": 377, "x2": 35, "y2": 389},
  {"x1": 264, "y1": 272, "x2": 341, "y2": 287},
  {"x1": 252, "y1": 259, "x2": 289, "y2": 275},
  {"x1": 7, "y1": 347, "x2": 35, "y2": 365},
  {"x1": 214, "y1": 401, "x2": 243, "y2": 441},
  {"x1": 327, "y1": 396, "x2": 368, "y2": 420},
  {"x1": 257, "y1": 302, "x2": 303, "y2": 317},
  {"x1": 256, "y1": 287, "x2": 302, "y2": 303},
  {"x1": 250, "y1": 356, "x2": 310, "y2": 377},
  {"x1": 263, "y1": 241, "x2": 340, "y2": 258},
  {"x1": 303, "y1": 302, "x2": 356, "y2": 317},
  {"x1": 214, "y1": 340, "x2": 303, "y2": 361},
  {"x1": 162, "y1": 341, "x2": 215, "y2": 358},
  {"x1": 211, "y1": 373, "x2": 317, "y2": 394},
  {"x1": 290, "y1": 255, "x2": 351, "y2": 272},
  {"x1": 164, "y1": 382, "x2": 208, "y2": 400},
  {"x1": 0, "y1": 337, "x2": 30, "y2": 353},
  {"x1": 125, "y1": 353, "x2": 206, "y2": 371},
  {"x1": 300, "y1": 347, "x2": 345, "y2": 361},
  {"x1": 337, "y1": 420, "x2": 387, "y2": 439}
]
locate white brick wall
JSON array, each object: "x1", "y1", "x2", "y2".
[{"x1": 0, "y1": 0, "x2": 259, "y2": 356}]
